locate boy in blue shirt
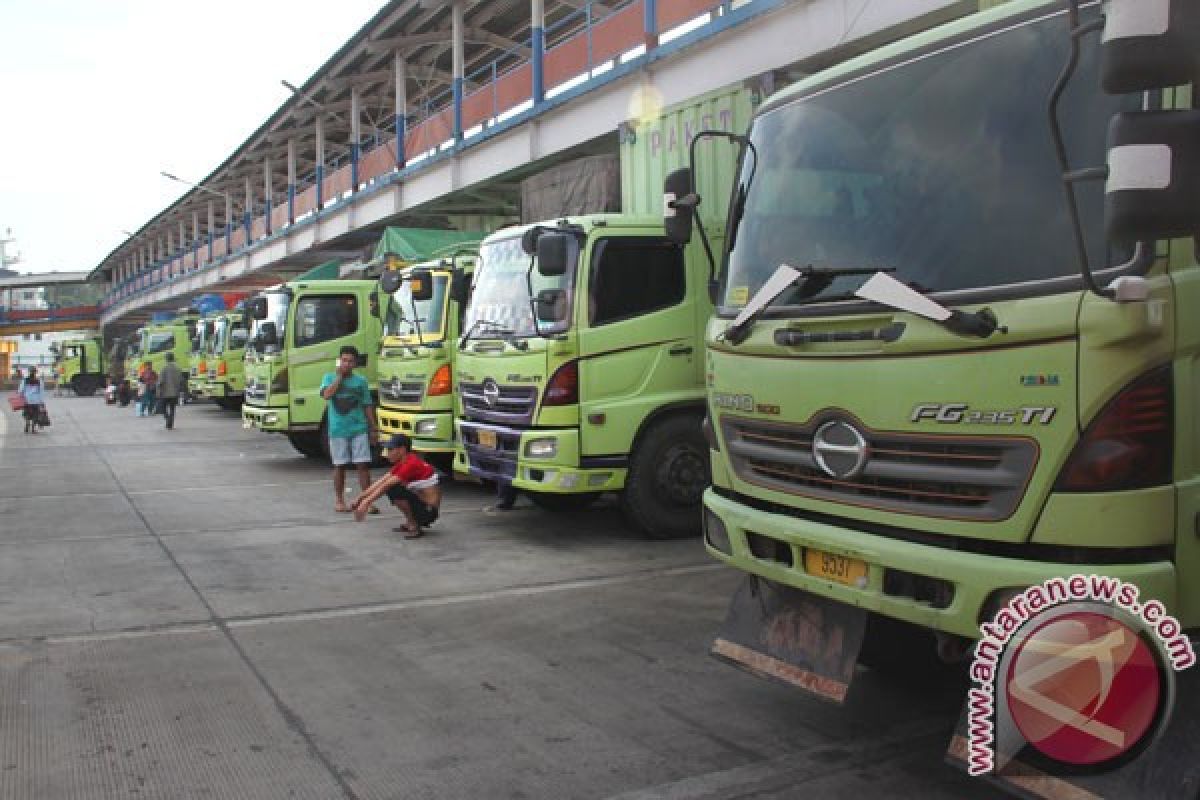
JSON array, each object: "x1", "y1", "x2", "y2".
[{"x1": 319, "y1": 345, "x2": 380, "y2": 513}]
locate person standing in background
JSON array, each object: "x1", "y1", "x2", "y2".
[
  {"x1": 18, "y1": 367, "x2": 46, "y2": 434},
  {"x1": 158, "y1": 353, "x2": 183, "y2": 430}
]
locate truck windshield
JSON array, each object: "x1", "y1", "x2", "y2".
[
  {"x1": 466, "y1": 234, "x2": 577, "y2": 338},
  {"x1": 721, "y1": 7, "x2": 1138, "y2": 313},
  {"x1": 384, "y1": 273, "x2": 450, "y2": 341},
  {"x1": 249, "y1": 292, "x2": 289, "y2": 353},
  {"x1": 147, "y1": 332, "x2": 174, "y2": 354}
]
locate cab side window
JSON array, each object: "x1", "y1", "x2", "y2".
[
  {"x1": 588, "y1": 238, "x2": 685, "y2": 326},
  {"x1": 295, "y1": 295, "x2": 358, "y2": 348}
]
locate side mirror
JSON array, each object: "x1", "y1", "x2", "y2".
[
  {"x1": 449, "y1": 267, "x2": 470, "y2": 306},
  {"x1": 536, "y1": 233, "x2": 570, "y2": 277},
  {"x1": 1105, "y1": 110, "x2": 1200, "y2": 244},
  {"x1": 379, "y1": 269, "x2": 403, "y2": 294},
  {"x1": 249, "y1": 296, "x2": 268, "y2": 320},
  {"x1": 536, "y1": 288, "x2": 569, "y2": 322},
  {"x1": 521, "y1": 226, "x2": 543, "y2": 256},
  {"x1": 408, "y1": 269, "x2": 434, "y2": 302},
  {"x1": 259, "y1": 321, "x2": 279, "y2": 346},
  {"x1": 1102, "y1": 0, "x2": 1200, "y2": 94},
  {"x1": 664, "y1": 168, "x2": 697, "y2": 245}
]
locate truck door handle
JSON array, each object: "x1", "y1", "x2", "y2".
[{"x1": 668, "y1": 345, "x2": 693, "y2": 356}]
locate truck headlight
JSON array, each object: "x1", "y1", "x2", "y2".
[
  {"x1": 415, "y1": 419, "x2": 438, "y2": 435},
  {"x1": 264, "y1": 413, "x2": 279, "y2": 425},
  {"x1": 525, "y1": 438, "x2": 557, "y2": 458}
]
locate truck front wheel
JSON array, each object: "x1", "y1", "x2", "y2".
[
  {"x1": 620, "y1": 414, "x2": 709, "y2": 539},
  {"x1": 71, "y1": 374, "x2": 100, "y2": 397}
]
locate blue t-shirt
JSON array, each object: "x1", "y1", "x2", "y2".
[{"x1": 319, "y1": 372, "x2": 373, "y2": 439}]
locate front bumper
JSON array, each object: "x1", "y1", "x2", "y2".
[
  {"x1": 378, "y1": 408, "x2": 455, "y2": 454},
  {"x1": 455, "y1": 421, "x2": 626, "y2": 494},
  {"x1": 241, "y1": 404, "x2": 292, "y2": 432},
  {"x1": 702, "y1": 489, "x2": 1178, "y2": 639}
]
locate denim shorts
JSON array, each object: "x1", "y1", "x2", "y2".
[{"x1": 329, "y1": 433, "x2": 372, "y2": 466}]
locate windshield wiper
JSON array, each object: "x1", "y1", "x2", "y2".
[
  {"x1": 854, "y1": 273, "x2": 1005, "y2": 338},
  {"x1": 458, "y1": 318, "x2": 513, "y2": 349},
  {"x1": 723, "y1": 264, "x2": 891, "y2": 345}
]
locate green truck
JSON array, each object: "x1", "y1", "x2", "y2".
[
  {"x1": 452, "y1": 86, "x2": 751, "y2": 537},
  {"x1": 375, "y1": 233, "x2": 485, "y2": 472},
  {"x1": 242, "y1": 230, "x2": 485, "y2": 459},
  {"x1": 669, "y1": 0, "x2": 1199, "y2": 793},
  {"x1": 188, "y1": 313, "x2": 221, "y2": 401},
  {"x1": 137, "y1": 316, "x2": 199, "y2": 389},
  {"x1": 55, "y1": 336, "x2": 106, "y2": 396},
  {"x1": 201, "y1": 308, "x2": 249, "y2": 410}
]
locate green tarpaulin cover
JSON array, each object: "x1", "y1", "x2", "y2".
[{"x1": 372, "y1": 228, "x2": 486, "y2": 263}]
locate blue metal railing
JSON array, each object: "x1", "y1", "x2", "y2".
[{"x1": 103, "y1": 0, "x2": 745, "y2": 314}]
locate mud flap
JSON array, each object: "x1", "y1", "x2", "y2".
[
  {"x1": 711, "y1": 576, "x2": 867, "y2": 703},
  {"x1": 946, "y1": 643, "x2": 1200, "y2": 798}
]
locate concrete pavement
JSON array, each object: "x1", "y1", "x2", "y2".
[{"x1": 0, "y1": 395, "x2": 1000, "y2": 799}]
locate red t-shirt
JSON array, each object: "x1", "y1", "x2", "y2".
[{"x1": 390, "y1": 453, "x2": 435, "y2": 485}]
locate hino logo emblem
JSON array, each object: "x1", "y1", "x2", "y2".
[
  {"x1": 482, "y1": 378, "x2": 500, "y2": 407},
  {"x1": 812, "y1": 420, "x2": 869, "y2": 480}
]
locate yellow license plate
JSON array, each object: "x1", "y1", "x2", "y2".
[
  {"x1": 477, "y1": 429, "x2": 497, "y2": 449},
  {"x1": 804, "y1": 549, "x2": 868, "y2": 587}
]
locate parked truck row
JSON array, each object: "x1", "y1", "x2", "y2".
[{"x1": 87, "y1": 4, "x2": 1200, "y2": 792}]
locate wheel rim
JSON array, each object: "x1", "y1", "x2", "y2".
[{"x1": 655, "y1": 443, "x2": 708, "y2": 506}]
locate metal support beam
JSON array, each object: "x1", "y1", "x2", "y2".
[
  {"x1": 351, "y1": 86, "x2": 361, "y2": 191},
  {"x1": 452, "y1": 2, "x2": 464, "y2": 142},
  {"x1": 225, "y1": 194, "x2": 233, "y2": 253},
  {"x1": 532, "y1": 0, "x2": 545, "y2": 105},
  {"x1": 207, "y1": 201, "x2": 215, "y2": 260},
  {"x1": 316, "y1": 115, "x2": 326, "y2": 209},
  {"x1": 263, "y1": 156, "x2": 273, "y2": 234},
  {"x1": 395, "y1": 52, "x2": 407, "y2": 169},
  {"x1": 192, "y1": 211, "x2": 200, "y2": 269},
  {"x1": 243, "y1": 176, "x2": 253, "y2": 243},
  {"x1": 287, "y1": 138, "x2": 297, "y2": 224},
  {"x1": 644, "y1": 0, "x2": 659, "y2": 49}
]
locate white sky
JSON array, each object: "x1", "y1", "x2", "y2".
[{"x1": 0, "y1": 0, "x2": 387, "y2": 275}]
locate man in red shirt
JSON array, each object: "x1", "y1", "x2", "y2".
[{"x1": 351, "y1": 433, "x2": 441, "y2": 538}]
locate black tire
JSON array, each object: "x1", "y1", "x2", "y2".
[
  {"x1": 528, "y1": 491, "x2": 602, "y2": 512},
  {"x1": 71, "y1": 374, "x2": 99, "y2": 397},
  {"x1": 620, "y1": 414, "x2": 710, "y2": 539},
  {"x1": 287, "y1": 432, "x2": 324, "y2": 458}
]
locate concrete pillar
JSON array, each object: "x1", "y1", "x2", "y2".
[
  {"x1": 394, "y1": 52, "x2": 407, "y2": 168},
  {"x1": 263, "y1": 157, "x2": 273, "y2": 234},
  {"x1": 316, "y1": 115, "x2": 326, "y2": 209},
  {"x1": 243, "y1": 175, "x2": 253, "y2": 242},
  {"x1": 452, "y1": 2, "x2": 464, "y2": 141},
  {"x1": 531, "y1": 0, "x2": 545, "y2": 104},
  {"x1": 351, "y1": 86, "x2": 361, "y2": 190},
  {"x1": 287, "y1": 138, "x2": 297, "y2": 224}
]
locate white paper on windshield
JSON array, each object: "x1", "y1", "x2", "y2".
[
  {"x1": 730, "y1": 264, "x2": 805, "y2": 329},
  {"x1": 854, "y1": 272, "x2": 952, "y2": 322}
]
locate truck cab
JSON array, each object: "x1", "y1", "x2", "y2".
[
  {"x1": 204, "y1": 309, "x2": 249, "y2": 410},
  {"x1": 56, "y1": 337, "x2": 105, "y2": 396},
  {"x1": 453, "y1": 215, "x2": 717, "y2": 536},
  {"x1": 376, "y1": 254, "x2": 478, "y2": 472},
  {"x1": 241, "y1": 280, "x2": 383, "y2": 458}
]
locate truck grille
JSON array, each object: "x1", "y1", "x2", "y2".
[
  {"x1": 379, "y1": 379, "x2": 424, "y2": 405},
  {"x1": 720, "y1": 415, "x2": 1038, "y2": 522},
  {"x1": 460, "y1": 381, "x2": 537, "y2": 425},
  {"x1": 244, "y1": 378, "x2": 267, "y2": 404}
]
